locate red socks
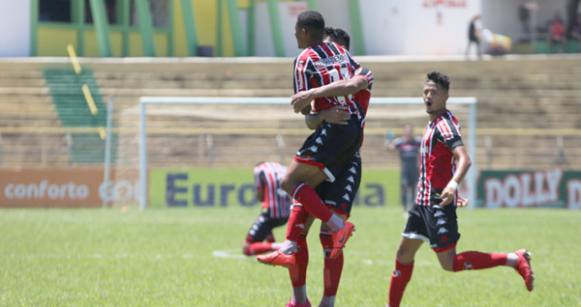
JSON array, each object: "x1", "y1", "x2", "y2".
[
  {"x1": 453, "y1": 251, "x2": 508, "y2": 271},
  {"x1": 387, "y1": 252, "x2": 508, "y2": 306},
  {"x1": 243, "y1": 242, "x2": 273, "y2": 256},
  {"x1": 388, "y1": 260, "x2": 414, "y2": 307},
  {"x1": 321, "y1": 233, "x2": 344, "y2": 296},
  {"x1": 286, "y1": 205, "x2": 311, "y2": 242},
  {"x1": 289, "y1": 237, "x2": 309, "y2": 287},
  {"x1": 292, "y1": 183, "x2": 333, "y2": 222}
]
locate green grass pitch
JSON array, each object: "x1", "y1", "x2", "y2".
[{"x1": 0, "y1": 207, "x2": 579, "y2": 306}]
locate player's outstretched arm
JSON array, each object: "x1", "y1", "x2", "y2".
[
  {"x1": 291, "y1": 76, "x2": 369, "y2": 113},
  {"x1": 440, "y1": 145, "x2": 472, "y2": 206},
  {"x1": 385, "y1": 133, "x2": 398, "y2": 151}
]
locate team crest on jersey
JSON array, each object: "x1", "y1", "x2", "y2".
[{"x1": 313, "y1": 54, "x2": 346, "y2": 68}]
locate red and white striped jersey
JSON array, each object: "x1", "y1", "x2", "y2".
[
  {"x1": 416, "y1": 110, "x2": 464, "y2": 207},
  {"x1": 253, "y1": 162, "x2": 291, "y2": 218},
  {"x1": 293, "y1": 42, "x2": 361, "y2": 115},
  {"x1": 352, "y1": 66, "x2": 374, "y2": 116}
]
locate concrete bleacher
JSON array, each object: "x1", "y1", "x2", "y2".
[{"x1": 0, "y1": 55, "x2": 580, "y2": 169}]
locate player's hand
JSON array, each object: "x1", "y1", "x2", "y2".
[
  {"x1": 291, "y1": 91, "x2": 314, "y2": 113},
  {"x1": 319, "y1": 106, "x2": 350, "y2": 125},
  {"x1": 439, "y1": 187, "x2": 455, "y2": 206},
  {"x1": 457, "y1": 196, "x2": 469, "y2": 207}
]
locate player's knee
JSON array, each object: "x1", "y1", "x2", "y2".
[
  {"x1": 280, "y1": 177, "x2": 295, "y2": 194},
  {"x1": 319, "y1": 232, "x2": 333, "y2": 257},
  {"x1": 242, "y1": 244, "x2": 252, "y2": 256},
  {"x1": 438, "y1": 256, "x2": 455, "y2": 271},
  {"x1": 440, "y1": 261, "x2": 455, "y2": 272},
  {"x1": 396, "y1": 247, "x2": 415, "y2": 263}
]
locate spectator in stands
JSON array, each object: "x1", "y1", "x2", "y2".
[
  {"x1": 571, "y1": 14, "x2": 581, "y2": 42},
  {"x1": 465, "y1": 15, "x2": 483, "y2": 60},
  {"x1": 518, "y1": 1, "x2": 539, "y2": 42},
  {"x1": 549, "y1": 13, "x2": 566, "y2": 52}
]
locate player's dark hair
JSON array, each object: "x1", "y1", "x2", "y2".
[
  {"x1": 426, "y1": 71, "x2": 450, "y2": 91},
  {"x1": 324, "y1": 27, "x2": 350, "y2": 50},
  {"x1": 297, "y1": 11, "x2": 325, "y2": 38}
]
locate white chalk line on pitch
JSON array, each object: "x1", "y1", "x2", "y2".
[
  {"x1": 209, "y1": 249, "x2": 435, "y2": 268},
  {"x1": 0, "y1": 253, "x2": 198, "y2": 260},
  {"x1": 212, "y1": 249, "x2": 246, "y2": 260}
]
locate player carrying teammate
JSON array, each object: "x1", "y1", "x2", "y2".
[
  {"x1": 258, "y1": 23, "x2": 374, "y2": 307},
  {"x1": 258, "y1": 11, "x2": 362, "y2": 269},
  {"x1": 242, "y1": 161, "x2": 291, "y2": 256},
  {"x1": 386, "y1": 72, "x2": 534, "y2": 307}
]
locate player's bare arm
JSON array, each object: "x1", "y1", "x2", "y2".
[
  {"x1": 440, "y1": 145, "x2": 472, "y2": 206},
  {"x1": 304, "y1": 106, "x2": 350, "y2": 129},
  {"x1": 255, "y1": 173, "x2": 266, "y2": 202},
  {"x1": 291, "y1": 76, "x2": 369, "y2": 113}
]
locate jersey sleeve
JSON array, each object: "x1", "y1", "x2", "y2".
[
  {"x1": 293, "y1": 56, "x2": 313, "y2": 94},
  {"x1": 346, "y1": 50, "x2": 360, "y2": 71},
  {"x1": 393, "y1": 137, "x2": 404, "y2": 149},
  {"x1": 253, "y1": 168, "x2": 265, "y2": 190},
  {"x1": 436, "y1": 119, "x2": 464, "y2": 149},
  {"x1": 354, "y1": 67, "x2": 374, "y2": 90}
]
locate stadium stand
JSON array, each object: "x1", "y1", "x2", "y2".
[{"x1": 0, "y1": 56, "x2": 579, "y2": 169}]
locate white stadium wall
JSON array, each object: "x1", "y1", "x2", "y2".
[
  {"x1": 253, "y1": 1, "x2": 308, "y2": 57},
  {"x1": 482, "y1": 0, "x2": 570, "y2": 43},
  {"x1": 0, "y1": 0, "x2": 31, "y2": 57},
  {"x1": 359, "y1": 0, "x2": 482, "y2": 56},
  {"x1": 317, "y1": 0, "x2": 352, "y2": 36},
  {"x1": 253, "y1": 0, "x2": 483, "y2": 57}
]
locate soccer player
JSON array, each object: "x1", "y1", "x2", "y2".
[
  {"x1": 258, "y1": 12, "x2": 363, "y2": 268},
  {"x1": 242, "y1": 161, "x2": 291, "y2": 256},
  {"x1": 385, "y1": 123, "x2": 421, "y2": 212},
  {"x1": 259, "y1": 26, "x2": 373, "y2": 307},
  {"x1": 386, "y1": 72, "x2": 534, "y2": 307}
]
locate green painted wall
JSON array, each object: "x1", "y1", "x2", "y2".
[{"x1": 35, "y1": 0, "x2": 245, "y2": 57}]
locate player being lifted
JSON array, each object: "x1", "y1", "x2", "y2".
[
  {"x1": 386, "y1": 72, "x2": 534, "y2": 307},
  {"x1": 242, "y1": 161, "x2": 291, "y2": 256}
]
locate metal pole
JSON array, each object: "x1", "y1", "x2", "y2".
[
  {"x1": 216, "y1": 0, "x2": 224, "y2": 56},
  {"x1": 103, "y1": 96, "x2": 113, "y2": 207},
  {"x1": 307, "y1": 0, "x2": 317, "y2": 10},
  {"x1": 467, "y1": 102, "x2": 478, "y2": 208},
  {"x1": 348, "y1": 0, "x2": 365, "y2": 55},
  {"x1": 135, "y1": 0, "x2": 156, "y2": 56},
  {"x1": 247, "y1": 0, "x2": 256, "y2": 56},
  {"x1": 139, "y1": 100, "x2": 148, "y2": 210},
  {"x1": 180, "y1": 0, "x2": 198, "y2": 56},
  {"x1": 226, "y1": 0, "x2": 245, "y2": 56},
  {"x1": 266, "y1": 0, "x2": 285, "y2": 57},
  {"x1": 89, "y1": 0, "x2": 112, "y2": 57}
]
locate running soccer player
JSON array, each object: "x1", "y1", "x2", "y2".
[
  {"x1": 258, "y1": 12, "x2": 362, "y2": 269},
  {"x1": 386, "y1": 72, "x2": 534, "y2": 307},
  {"x1": 242, "y1": 161, "x2": 291, "y2": 256}
]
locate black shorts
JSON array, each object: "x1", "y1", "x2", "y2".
[
  {"x1": 402, "y1": 203, "x2": 460, "y2": 252},
  {"x1": 315, "y1": 152, "x2": 361, "y2": 216},
  {"x1": 246, "y1": 210, "x2": 288, "y2": 242},
  {"x1": 295, "y1": 114, "x2": 363, "y2": 182}
]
